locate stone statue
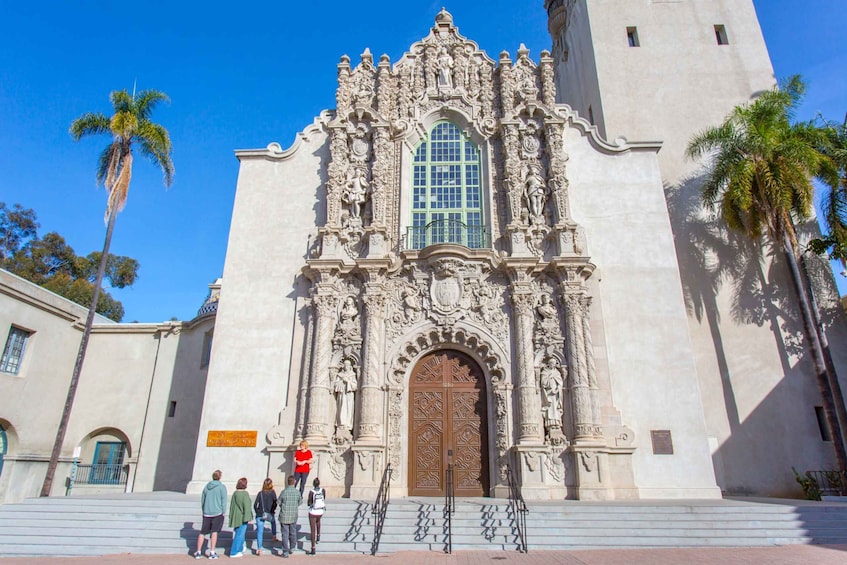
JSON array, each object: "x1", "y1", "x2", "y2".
[
  {"x1": 524, "y1": 164, "x2": 547, "y2": 222},
  {"x1": 344, "y1": 167, "x2": 369, "y2": 221},
  {"x1": 437, "y1": 46, "x2": 454, "y2": 89},
  {"x1": 339, "y1": 296, "x2": 359, "y2": 329},
  {"x1": 535, "y1": 293, "x2": 558, "y2": 331},
  {"x1": 539, "y1": 357, "x2": 565, "y2": 426},
  {"x1": 401, "y1": 285, "x2": 423, "y2": 323},
  {"x1": 333, "y1": 358, "x2": 358, "y2": 429}
]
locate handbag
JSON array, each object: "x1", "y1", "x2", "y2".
[{"x1": 259, "y1": 492, "x2": 274, "y2": 522}]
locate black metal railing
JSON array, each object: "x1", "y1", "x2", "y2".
[
  {"x1": 404, "y1": 219, "x2": 491, "y2": 250},
  {"x1": 807, "y1": 469, "x2": 847, "y2": 496},
  {"x1": 72, "y1": 464, "x2": 129, "y2": 486},
  {"x1": 371, "y1": 463, "x2": 392, "y2": 555},
  {"x1": 506, "y1": 464, "x2": 528, "y2": 553},
  {"x1": 444, "y1": 463, "x2": 455, "y2": 554}
]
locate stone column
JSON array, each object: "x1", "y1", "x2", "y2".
[
  {"x1": 563, "y1": 293, "x2": 594, "y2": 441},
  {"x1": 580, "y1": 295, "x2": 603, "y2": 438},
  {"x1": 512, "y1": 289, "x2": 544, "y2": 443},
  {"x1": 357, "y1": 287, "x2": 386, "y2": 443},
  {"x1": 304, "y1": 290, "x2": 338, "y2": 445}
]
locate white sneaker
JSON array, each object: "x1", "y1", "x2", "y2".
[
  {"x1": 230, "y1": 553, "x2": 243, "y2": 558},
  {"x1": 208, "y1": 553, "x2": 219, "y2": 560},
  {"x1": 194, "y1": 552, "x2": 203, "y2": 559}
]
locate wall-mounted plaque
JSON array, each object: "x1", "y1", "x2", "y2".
[
  {"x1": 651, "y1": 430, "x2": 674, "y2": 455},
  {"x1": 207, "y1": 430, "x2": 258, "y2": 447}
]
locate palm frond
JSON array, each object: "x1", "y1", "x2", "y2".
[{"x1": 69, "y1": 113, "x2": 111, "y2": 140}]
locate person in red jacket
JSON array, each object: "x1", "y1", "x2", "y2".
[{"x1": 293, "y1": 440, "x2": 314, "y2": 495}]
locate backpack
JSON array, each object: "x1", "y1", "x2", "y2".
[{"x1": 311, "y1": 488, "x2": 326, "y2": 511}]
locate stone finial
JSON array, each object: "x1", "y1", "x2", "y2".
[
  {"x1": 435, "y1": 7, "x2": 454, "y2": 25},
  {"x1": 517, "y1": 43, "x2": 530, "y2": 59},
  {"x1": 361, "y1": 48, "x2": 374, "y2": 66}
]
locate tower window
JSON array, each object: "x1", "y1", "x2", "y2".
[
  {"x1": 626, "y1": 27, "x2": 640, "y2": 47},
  {"x1": 816, "y1": 406, "x2": 832, "y2": 441},
  {"x1": 714, "y1": 25, "x2": 729, "y2": 45}
]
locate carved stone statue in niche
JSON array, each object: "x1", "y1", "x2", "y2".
[
  {"x1": 535, "y1": 293, "x2": 558, "y2": 331},
  {"x1": 343, "y1": 166, "x2": 369, "y2": 224},
  {"x1": 539, "y1": 357, "x2": 566, "y2": 444},
  {"x1": 523, "y1": 163, "x2": 548, "y2": 224},
  {"x1": 338, "y1": 296, "x2": 359, "y2": 329},
  {"x1": 333, "y1": 357, "x2": 358, "y2": 432},
  {"x1": 401, "y1": 285, "x2": 423, "y2": 324},
  {"x1": 437, "y1": 46, "x2": 454, "y2": 89}
]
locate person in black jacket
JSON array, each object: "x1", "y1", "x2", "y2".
[
  {"x1": 252, "y1": 477, "x2": 278, "y2": 555},
  {"x1": 306, "y1": 477, "x2": 326, "y2": 556}
]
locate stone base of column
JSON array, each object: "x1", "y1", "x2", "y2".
[
  {"x1": 349, "y1": 444, "x2": 386, "y2": 500},
  {"x1": 512, "y1": 444, "x2": 568, "y2": 500},
  {"x1": 570, "y1": 443, "x2": 637, "y2": 501}
]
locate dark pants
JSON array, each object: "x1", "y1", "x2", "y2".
[
  {"x1": 309, "y1": 513, "x2": 322, "y2": 548},
  {"x1": 294, "y1": 471, "x2": 309, "y2": 494},
  {"x1": 280, "y1": 521, "x2": 298, "y2": 555}
]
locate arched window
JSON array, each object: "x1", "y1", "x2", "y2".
[{"x1": 408, "y1": 122, "x2": 488, "y2": 249}]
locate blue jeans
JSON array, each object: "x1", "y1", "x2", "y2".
[
  {"x1": 231, "y1": 522, "x2": 247, "y2": 555},
  {"x1": 256, "y1": 515, "x2": 276, "y2": 549},
  {"x1": 294, "y1": 471, "x2": 309, "y2": 495},
  {"x1": 281, "y1": 522, "x2": 298, "y2": 555}
]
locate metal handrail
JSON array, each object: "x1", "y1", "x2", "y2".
[
  {"x1": 506, "y1": 463, "x2": 529, "y2": 553},
  {"x1": 444, "y1": 463, "x2": 455, "y2": 554},
  {"x1": 370, "y1": 463, "x2": 392, "y2": 555},
  {"x1": 404, "y1": 219, "x2": 491, "y2": 250},
  {"x1": 70, "y1": 464, "x2": 129, "y2": 487},
  {"x1": 807, "y1": 469, "x2": 847, "y2": 496}
]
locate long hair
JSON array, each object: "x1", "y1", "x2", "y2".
[
  {"x1": 262, "y1": 478, "x2": 274, "y2": 491},
  {"x1": 312, "y1": 477, "x2": 321, "y2": 488}
]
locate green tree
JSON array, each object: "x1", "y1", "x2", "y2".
[
  {"x1": 0, "y1": 202, "x2": 38, "y2": 261},
  {"x1": 686, "y1": 76, "x2": 847, "y2": 473},
  {"x1": 1, "y1": 205, "x2": 139, "y2": 321},
  {"x1": 40, "y1": 89, "x2": 174, "y2": 497},
  {"x1": 809, "y1": 115, "x2": 847, "y2": 266}
]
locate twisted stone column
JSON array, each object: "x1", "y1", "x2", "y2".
[
  {"x1": 304, "y1": 291, "x2": 338, "y2": 444},
  {"x1": 512, "y1": 289, "x2": 543, "y2": 443},
  {"x1": 564, "y1": 293, "x2": 593, "y2": 441},
  {"x1": 580, "y1": 295, "x2": 603, "y2": 438},
  {"x1": 357, "y1": 289, "x2": 386, "y2": 443}
]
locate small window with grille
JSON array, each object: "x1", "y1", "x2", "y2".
[
  {"x1": 1, "y1": 326, "x2": 32, "y2": 375},
  {"x1": 626, "y1": 27, "x2": 640, "y2": 47},
  {"x1": 714, "y1": 25, "x2": 729, "y2": 45}
]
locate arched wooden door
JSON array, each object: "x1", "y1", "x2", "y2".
[{"x1": 408, "y1": 350, "x2": 489, "y2": 497}]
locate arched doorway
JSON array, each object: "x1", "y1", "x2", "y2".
[
  {"x1": 0, "y1": 423, "x2": 6, "y2": 479},
  {"x1": 408, "y1": 350, "x2": 489, "y2": 497}
]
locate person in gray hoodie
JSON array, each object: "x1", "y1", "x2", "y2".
[{"x1": 195, "y1": 470, "x2": 227, "y2": 559}]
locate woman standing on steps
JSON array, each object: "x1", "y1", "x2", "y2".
[
  {"x1": 306, "y1": 477, "x2": 326, "y2": 556},
  {"x1": 253, "y1": 478, "x2": 278, "y2": 555},
  {"x1": 228, "y1": 477, "x2": 252, "y2": 558}
]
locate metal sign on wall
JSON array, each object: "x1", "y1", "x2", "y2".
[{"x1": 206, "y1": 430, "x2": 258, "y2": 447}]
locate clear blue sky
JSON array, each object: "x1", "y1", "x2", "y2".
[{"x1": 1, "y1": 1, "x2": 845, "y2": 322}]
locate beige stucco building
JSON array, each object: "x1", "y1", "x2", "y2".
[{"x1": 2, "y1": 1, "x2": 846, "y2": 504}]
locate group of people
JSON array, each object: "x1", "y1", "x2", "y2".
[{"x1": 194, "y1": 441, "x2": 326, "y2": 559}]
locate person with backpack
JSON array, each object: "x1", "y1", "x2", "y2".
[
  {"x1": 253, "y1": 478, "x2": 278, "y2": 556},
  {"x1": 306, "y1": 477, "x2": 326, "y2": 556}
]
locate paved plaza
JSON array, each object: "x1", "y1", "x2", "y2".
[{"x1": 1, "y1": 546, "x2": 847, "y2": 565}]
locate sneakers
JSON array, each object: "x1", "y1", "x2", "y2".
[
  {"x1": 208, "y1": 553, "x2": 219, "y2": 560},
  {"x1": 194, "y1": 552, "x2": 203, "y2": 559},
  {"x1": 230, "y1": 553, "x2": 243, "y2": 558},
  {"x1": 316, "y1": 535, "x2": 320, "y2": 543}
]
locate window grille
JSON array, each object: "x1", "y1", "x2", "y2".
[{"x1": 1, "y1": 326, "x2": 31, "y2": 375}]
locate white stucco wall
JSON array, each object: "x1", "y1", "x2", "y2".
[{"x1": 187, "y1": 126, "x2": 330, "y2": 493}]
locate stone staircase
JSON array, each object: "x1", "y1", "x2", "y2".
[{"x1": 1, "y1": 493, "x2": 847, "y2": 557}]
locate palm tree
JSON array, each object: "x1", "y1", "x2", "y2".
[
  {"x1": 686, "y1": 76, "x2": 847, "y2": 473},
  {"x1": 40, "y1": 89, "x2": 173, "y2": 496}
]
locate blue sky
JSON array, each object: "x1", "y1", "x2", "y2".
[{"x1": 1, "y1": 1, "x2": 845, "y2": 322}]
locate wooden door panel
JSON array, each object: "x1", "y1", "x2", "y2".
[{"x1": 409, "y1": 351, "x2": 489, "y2": 497}]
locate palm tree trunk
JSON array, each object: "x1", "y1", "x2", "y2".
[
  {"x1": 781, "y1": 231, "x2": 847, "y2": 474},
  {"x1": 40, "y1": 210, "x2": 118, "y2": 496},
  {"x1": 799, "y1": 254, "x2": 847, "y2": 461}
]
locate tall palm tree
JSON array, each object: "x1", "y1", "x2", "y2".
[
  {"x1": 40, "y1": 89, "x2": 173, "y2": 496},
  {"x1": 686, "y1": 76, "x2": 847, "y2": 473}
]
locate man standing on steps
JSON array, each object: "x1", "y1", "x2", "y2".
[
  {"x1": 277, "y1": 475, "x2": 302, "y2": 558},
  {"x1": 195, "y1": 470, "x2": 227, "y2": 559}
]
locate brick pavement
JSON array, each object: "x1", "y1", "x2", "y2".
[{"x1": 1, "y1": 546, "x2": 846, "y2": 565}]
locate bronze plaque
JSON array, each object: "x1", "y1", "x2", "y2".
[
  {"x1": 207, "y1": 430, "x2": 258, "y2": 447},
  {"x1": 651, "y1": 430, "x2": 674, "y2": 455}
]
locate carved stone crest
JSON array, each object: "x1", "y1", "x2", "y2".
[{"x1": 430, "y1": 258, "x2": 464, "y2": 314}]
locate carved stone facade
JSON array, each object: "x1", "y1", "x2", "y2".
[{"x1": 294, "y1": 10, "x2": 633, "y2": 500}]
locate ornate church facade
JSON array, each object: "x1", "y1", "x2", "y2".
[
  {"x1": 186, "y1": 3, "x2": 847, "y2": 501},
  {"x1": 4, "y1": 2, "x2": 845, "y2": 505}
]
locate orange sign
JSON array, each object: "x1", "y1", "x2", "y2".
[{"x1": 207, "y1": 430, "x2": 258, "y2": 447}]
